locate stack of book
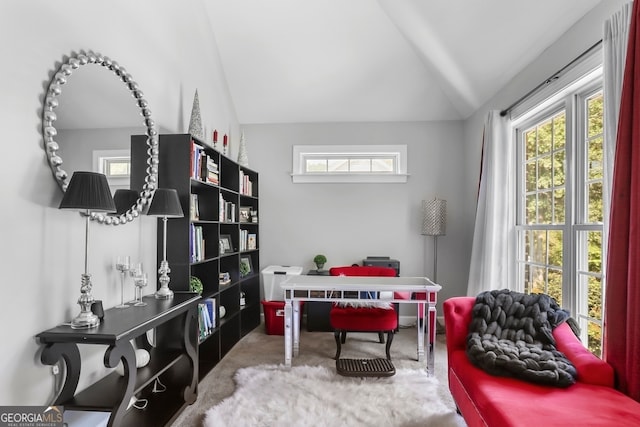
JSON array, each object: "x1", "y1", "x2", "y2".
[
  {"x1": 206, "y1": 157, "x2": 219, "y2": 184},
  {"x1": 239, "y1": 170, "x2": 253, "y2": 196},
  {"x1": 190, "y1": 141, "x2": 219, "y2": 184},
  {"x1": 219, "y1": 194, "x2": 236, "y2": 222}
]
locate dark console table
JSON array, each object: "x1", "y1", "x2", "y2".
[{"x1": 36, "y1": 293, "x2": 200, "y2": 427}]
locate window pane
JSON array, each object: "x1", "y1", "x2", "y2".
[
  {"x1": 371, "y1": 158, "x2": 394, "y2": 172},
  {"x1": 588, "y1": 322, "x2": 602, "y2": 357},
  {"x1": 587, "y1": 93, "x2": 604, "y2": 138},
  {"x1": 526, "y1": 194, "x2": 537, "y2": 224},
  {"x1": 548, "y1": 230, "x2": 563, "y2": 268},
  {"x1": 525, "y1": 130, "x2": 536, "y2": 160},
  {"x1": 538, "y1": 119, "x2": 553, "y2": 154},
  {"x1": 349, "y1": 159, "x2": 370, "y2": 172},
  {"x1": 538, "y1": 191, "x2": 552, "y2": 224},
  {"x1": 588, "y1": 137, "x2": 603, "y2": 180},
  {"x1": 588, "y1": 182, "x2": 603, "y2": 223},
  {"x1": 306, "y1": 159, "x2": 327, "y2": 172},
  {"x1": 553, "y1": 112, "x2": 566, "y2": 151},
  {"x1": 587, "y1": 231, "x2": 602, "y2": 273},
  {"x1": 588, "y1": 276, "x2": 602, "y2": 320},
  {"x1": 532, "y1": 230, "x2": 547, "y2": 265},
  {"x1": 538, "y1": 156, "x2": 552, "y2": 190},
  {"x1": 526, "y1": 161, "x2": 536, "y2": 192},
  {"x1": 523, "y1": 264, "x2": 531, "y2": 293},
  {"x1": 328, "y1": 159, "x2": 348, "y2": 172},
  {"x1": 529, "y1": 266, "x2": 546, "y2": 294},
  {"x1": 107, "y1": 161, "x2": 129, "y2": 177},
  {"x1": 553, "y1": 189, "x2": 565, "y2": 223},
  {"x1": 553, "y1": 150, "x2": 565, "y2": 186},
  {"x1": 548, "y1": 268, "x2": 563, "y2": 305}
]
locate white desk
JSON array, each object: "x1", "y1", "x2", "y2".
[{"x1": 281, "y1": 275, "x2": 441, "y2": 375}]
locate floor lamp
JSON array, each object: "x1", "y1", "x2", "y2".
[
  {"x1": 422, "y1": 198, "x2": 446, "y2": 283},
  {"x1": 147, "y1": 188, "x2": 184, "y2": 299}
]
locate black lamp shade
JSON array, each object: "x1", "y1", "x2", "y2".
[
  {"x1": 147, "y1": 188, "x2": 184, "y2": 218},
  {"x1": 112, "y1": 189, "x2": 139, "y2": 215},
  {"x1": 59, "y1": 171, "x2": 116, "y2": 212}
]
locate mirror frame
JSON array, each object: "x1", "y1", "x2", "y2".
[{"x1": 42, "y1": 51, "x2": 158, "y2": 225}]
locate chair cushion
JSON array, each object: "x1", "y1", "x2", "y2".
[{"x1": 330, "y1": 306, "x2": 398, "y2": 331}]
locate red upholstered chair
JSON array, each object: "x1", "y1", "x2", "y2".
[{"x1": 329, "y1": 266, "x2": 398, "y2": 361}]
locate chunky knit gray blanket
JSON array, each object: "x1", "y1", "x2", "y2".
[{"x1": 466, "y1": 290, "x2": 579, "y2": 387}]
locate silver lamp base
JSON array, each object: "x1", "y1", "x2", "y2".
[
  {"x1": 71, "y1": 311, "x2": 100, "y2": 329},
  {"x1": 155, "y1": 260, "x2": 174, "y2": 299},
  {"x1": 71, "y1": 273, "x2": 100, "y2": 329}
]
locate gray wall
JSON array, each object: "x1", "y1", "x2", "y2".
[{"x1": 245, "y1": 121, "x2": 468, "y2": 318}]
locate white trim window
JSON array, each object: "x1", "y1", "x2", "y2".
[
  {"x1": 291, "y1": 145, "x2": 408, "y2": 183},
  {"x1": 93, "y1": 149, "x2": 130, "y2": 190},
  {"x1": 514, "y1": 76, "x2": 605, "y2": 357}
]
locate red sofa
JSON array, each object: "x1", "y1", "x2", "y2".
[{"x1": 443, "y1": 296, "x2": 640, "y2": 427}]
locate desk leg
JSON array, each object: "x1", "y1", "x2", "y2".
[
  {"x1": 293, "y1": 300, "x2": 300, "y2": 357},
  {"x1": 284, "y1": 299, "x2": 292, "y2": 368},
  {"x1": 427, "y1": 303, "x2": 436, "y2": 377},
  {"x1": 416, "y1": 301, "x2": 425, "y2": 363}
]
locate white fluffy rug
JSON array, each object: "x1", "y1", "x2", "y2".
[{"x1": 203, "y1": 364, "x2": 465, "y2": 427}]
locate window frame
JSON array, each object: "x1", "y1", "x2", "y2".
[
  {"x1": 291, "y1": 144, "x2": 408, "y2": 183},
  {"x1": 513, "y1": 73, "x2": 605, "y2": 355}
]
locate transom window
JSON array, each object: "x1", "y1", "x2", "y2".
[{"x1": 292, "y1": 145, "x2": 408, "y2": 183}]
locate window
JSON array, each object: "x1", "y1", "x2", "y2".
[
  {"x1": 292, "y1": 145, "x2": 408, "y2": 183},
  {"x1": 515, "y1": 79, "x2": 604, "y2": 356},
  {"x1": 93, "y1": 149, "x2": 131, "y2": 190}
]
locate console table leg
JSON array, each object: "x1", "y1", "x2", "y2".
[
  {"x1": 182, "y1": 306, "x2": 198, "y2": 404},
  {"x1": 40, "y1": 343, "x2": 80, "y2": 404},
  {"x1": 103, "y1": 341, "x2": 136, "y2": 427}
]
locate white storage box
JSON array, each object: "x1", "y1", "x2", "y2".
[{"x1": 261, "y1": 265, "x2": 303, "y2": 301}]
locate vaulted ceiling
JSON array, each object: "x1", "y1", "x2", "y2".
[{"x1": 205, "y1": 0, "x2": 602, "y2": 124}]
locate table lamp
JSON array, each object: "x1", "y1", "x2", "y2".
[
  {"x1": 59, "y1": 171, "x2": 116, "y2": 329},
  {"x1": 111, "y1": 189, "x2": 139, "y2": 216},
  {"x1": 147, "y1": 188, "x2": 184, "y2": 299}
]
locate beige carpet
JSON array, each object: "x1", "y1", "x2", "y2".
[{"x1": 171, "y1": 323, "x2": 461, "y2": 426}]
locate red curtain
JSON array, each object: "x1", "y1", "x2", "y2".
[{"x1": 604, "y1": 0, "x2": 640, "y2": 402}]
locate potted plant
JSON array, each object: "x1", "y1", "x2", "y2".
[
  {"x1": 313, "y1": 254, "x2": 327, "y2": 271},
  {"x1": 189, "y1": 276, "x2": 203, "y2": 295}
]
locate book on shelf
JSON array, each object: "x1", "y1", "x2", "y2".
[{"x1": 190, "y1": 194, "x2": 200, "y2": 221}]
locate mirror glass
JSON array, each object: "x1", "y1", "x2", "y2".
[{"x1": 42, "y1": 51, "x2": 158, "y2": 225}]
